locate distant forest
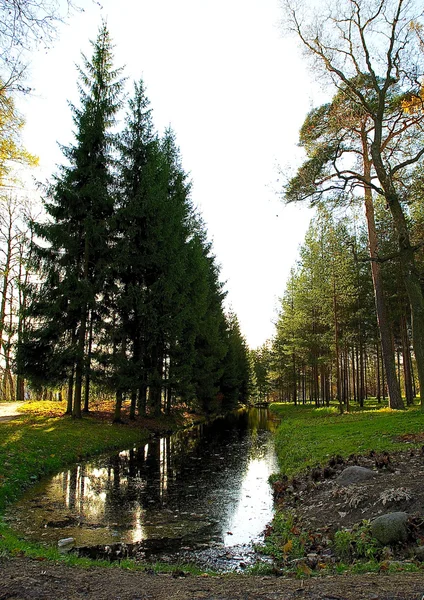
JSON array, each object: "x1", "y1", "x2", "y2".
[{"x1": 252, "y1": 202, "x2": 423, "y2": 410}]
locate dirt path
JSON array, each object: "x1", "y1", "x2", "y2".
[
  {"x1": 0, "y1": 401, "x2": 24, "y2": 422},
  {"x1": 1, "y1": 557, "x2": 424, "y2": 599}
]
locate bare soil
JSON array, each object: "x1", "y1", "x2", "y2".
[
  {"x1": 273, "y1": 443, "x2": 424, "y2": 533},
  {"x1": 1, "y1": 556, "x2": 424, "y2": 599}
]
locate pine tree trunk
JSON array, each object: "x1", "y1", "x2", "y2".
[
  {"x1": 113, "y1": 389, "x2": 124, "y2": 423},
  {"x1": 362, "y1": 131, "x2": 403, "y2": 409},
  {"x1": 376, "y1": 343, "x2": 381, "y2": 403},
  {"x1": 130, "y1": 390, "x2": 137, "y2": 420},
  {"x1": 73, "y1": 233, "x2": 90, "y2": 419},
  {"x1": 401, "y1": 313, "x2": 414, "y2": 406},
  {"x1": 371, "y1": 140, "x2": 424, "y2": 408},
  {"x1": 66, "y1": 368, "x2": 74, "y2": 415},
  {"x1": 359, "y1": 341, "x2": 365, "y2": 408},
  {"x1": 138, "y1": 383, "x2": 147, "y2": 416},
  {"x1": 16, "y1": 375, "x2": 25, "y2": 401},
  {"x1": 73, "y1": 316, "x2": 86, "y2": 419},
  {"x1": 333, "y1": 277, "x2": 343, "y2": 413},
  {"x1": 83, "y1": 310, "x2": 94, "y2": 413},
  {"x1": 149, "y1": 345, "x2": 163, "y2": 416}
]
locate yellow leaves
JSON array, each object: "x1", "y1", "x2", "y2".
[
  {"x1": 401, "y1": 88, "x2": 424, "y2": 115},
  {"x1": 379, "y1": 560, "x2": 390, "y2": 571},
  {"x1": 410, "y1": 21, "x2": 424, "y2": 51},
  {"x1": 282, "y1": 539, "x2": 293, "y2": 554},
  {"x1": 0, "y1": 85, "x2": 38, "y2": 187},
  {"x1": 297, "y1": 562, "x2": 312, "y2": 576}
]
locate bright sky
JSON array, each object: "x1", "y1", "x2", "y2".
[{"x1": 17, "y1": 0, "x2": 319, "y2": 349}]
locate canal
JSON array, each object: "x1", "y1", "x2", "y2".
[{"x1": 6, "y1": 407, "x2": 279, "y2": 569}]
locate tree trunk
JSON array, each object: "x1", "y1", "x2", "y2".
[
  {"x1": 401, "y1": 312, "x2": 414, "y2": 406},
  {"x1": 333, "y1": 277, "x2": 343, "y2": 414},
  {"x1": 376, "y1": 343, "x2": 381, "y2": 403},
  {"x1": 113, "y1": 389, "x2": 124, "y2": 423},
  {"x1": 363, "y1": 128, "x2": 403, "y2": 409},
  {"x1": 130, "y1": 390, "x2": 137, "y2": 420},
  {"x1": 83, "y1": 310, "x2": 94, "y2": 413},
  {"x1": 371, "y1": 140, "x2": 424, "y2": 408},
  {"x1": 73, "y1": 318, "x2": 86, "y2": 419},
  {"x1": 149, "y1": 345, "x2": 163, "y2": 416},
  {"x1": 73, "y1": 233, "x2": 90, "y2": 419},
  {"x1": 138, "y1": 382, "x2": 147, "y2": 417}
]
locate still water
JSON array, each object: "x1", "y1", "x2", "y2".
[{"x1": 7, "y1": 408, "x2": 279, "y2": 559}]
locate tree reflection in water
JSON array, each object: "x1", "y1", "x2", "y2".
[{"x1": 6, "y1": 408, "x2": 279, "y2": 551}]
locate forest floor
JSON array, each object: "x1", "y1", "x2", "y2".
[{"x1": 2, "y1": 402, "x2": 424, "y2": 598}]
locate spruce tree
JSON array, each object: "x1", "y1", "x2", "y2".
[{"x1": 19, "y1": 24, "x2": 124, "y2": 417}]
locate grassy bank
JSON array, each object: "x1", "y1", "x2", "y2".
[
  {"x1": 260, "y1": 401, "x2": 424, "y2": 576},
  {"x1": 0, "y1": 401, "x2": 157, "y2": 565},
  {"x1": 0, "y1": 401, "x2": 153, "y2": 512},
  {"x1": 270, "y1": 401, "x2": 424, "y2": 476}
]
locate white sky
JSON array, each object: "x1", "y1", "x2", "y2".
[{"x1": 16, "y1": 0, "x2": 320, "y2": 349}]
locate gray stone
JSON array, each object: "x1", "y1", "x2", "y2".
[
  {"x1": 336, "y1": 466, "x2": 376, "y2": 486},
  {"x1": 57, "y1": 537, "x2": 75, "y2": 547},
  {"x1": 413, "y1": 545, "x2": 424, "y2": 561},
  {"x1": 370, "y1": 512, "x2": 409, "y2": 545}
]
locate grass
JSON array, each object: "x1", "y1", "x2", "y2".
[{"x1": 270, "y1": 400, "x2": 424, "y2": 477}]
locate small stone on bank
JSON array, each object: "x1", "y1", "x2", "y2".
[
  {"x1": 370, "y1": 512, "x2": 409, "y2": 545},
  {"x1": 58, "y1": 537, "x2": 75, "y2": 547}
]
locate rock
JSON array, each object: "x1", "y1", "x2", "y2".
[
  {"x1": 336, "y1": 466, "x2": 376, "y2": 486},
  {"x1": 57, "y1": 537, "x2": 75, "y2": 552},
  {"x1": 306, "y1": 553, "x2": 318, "y2": 568},
  {"x1": 413, "y1": 545, "x2": 424, "y2": 561},
  {"x1": 370, "y1": 512, "x2": 409, "y2": 545}
]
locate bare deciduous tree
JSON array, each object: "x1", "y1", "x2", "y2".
[{"x1": 0, "y1": 0, "x2": 78, "y2": 92}]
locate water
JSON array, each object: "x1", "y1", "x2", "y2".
[{"x1": 6, "y1": 407, "x2": 279, "y2": 566}]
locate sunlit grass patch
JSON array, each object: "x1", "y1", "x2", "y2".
[
  {"x1": 0, "y1": 412, "x2": 149, "y2": 512},
  {"x1": 270, "y1": 401, "x2": 424, "y2": 476}
]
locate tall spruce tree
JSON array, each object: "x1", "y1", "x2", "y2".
[
  {"x1": 109, "y1": 79, "x2": 159, "y2": 421},
  {"x1": 18, "y1": 24, "x2": 124, "y2": 417}
]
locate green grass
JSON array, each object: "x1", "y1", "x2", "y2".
[{"x1": 270, "y1": 401, "x2": 424, "y2": 477}]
